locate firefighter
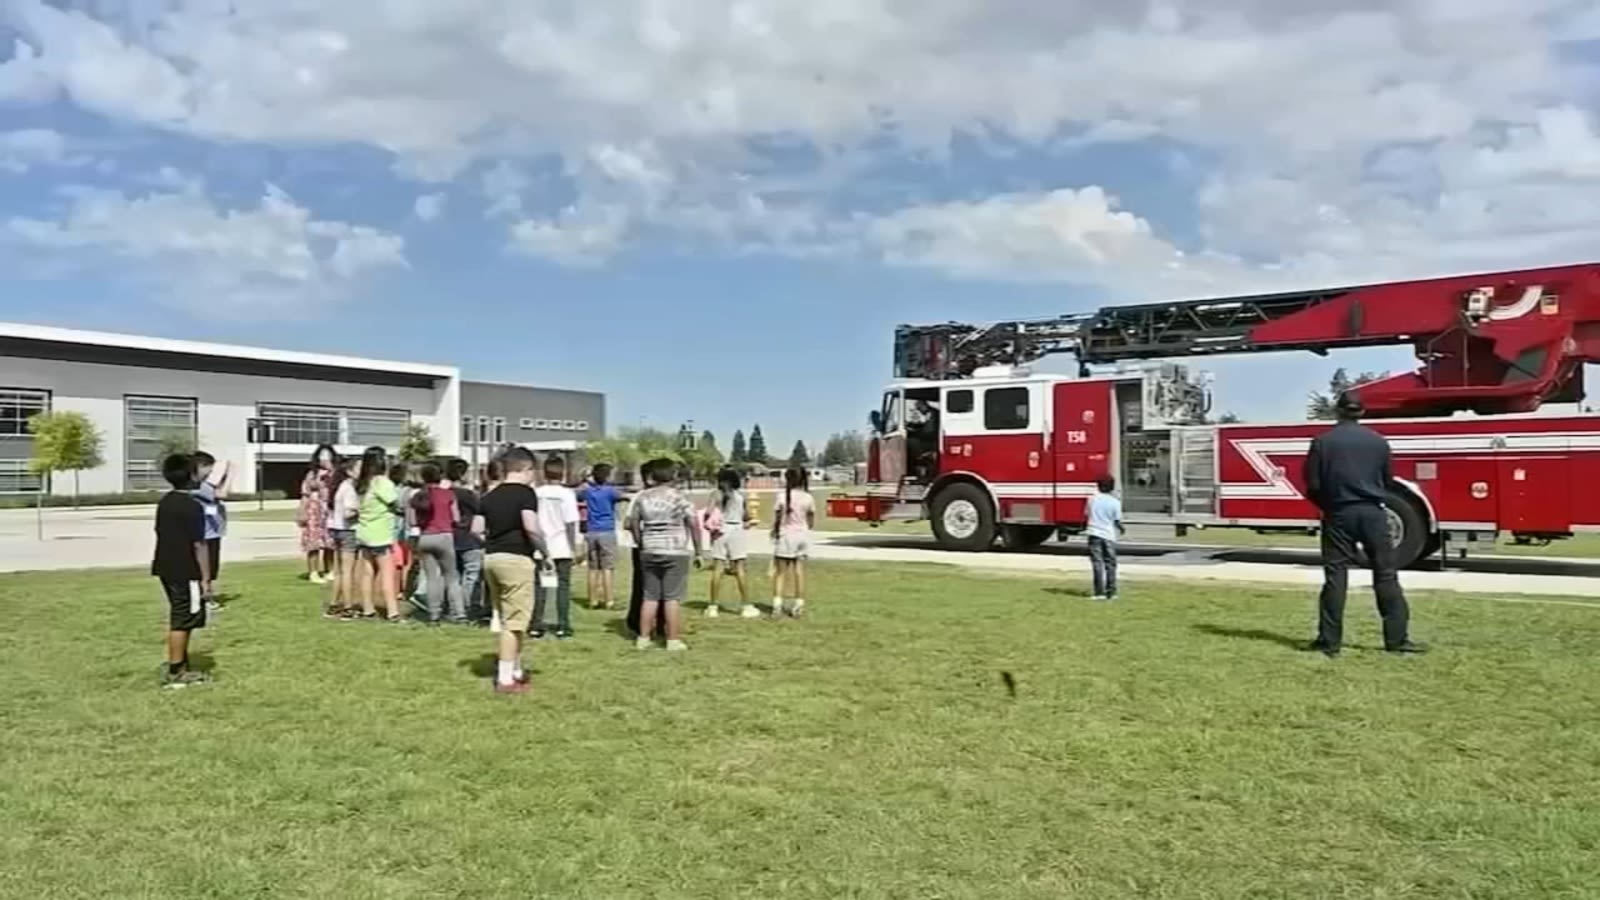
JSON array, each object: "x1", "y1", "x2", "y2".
[{"x1": 1302, "y1": 392, "x2": 1424, "y2": 658}]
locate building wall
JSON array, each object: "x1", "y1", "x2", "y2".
[
  {"x1": 0, "y1": 354, "x2": 459, "y2": 495},
  {"x1": 458, "y1": 381, "x2": 605, "y2": 463}
]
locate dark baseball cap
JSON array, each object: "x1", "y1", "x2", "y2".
[{"x1": 1336, "y1": 392, "x2": 1365, "y2": 417}]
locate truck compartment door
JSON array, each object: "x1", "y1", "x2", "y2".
[
  {"x1": 1496, "y1": 457, "x2": 1570, "y2": 533},
  {"x1": 1052, "y1": 381, "x2": 1113, "y2": 522}
]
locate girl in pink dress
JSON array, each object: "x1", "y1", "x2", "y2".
[{"x1": 296, "y1": 445, "x2": 338, "y2": 583}]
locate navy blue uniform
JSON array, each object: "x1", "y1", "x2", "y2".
[{"x1": 1302, "y1": 420, "x2": 1411, "y2": 652}]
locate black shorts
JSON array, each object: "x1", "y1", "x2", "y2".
[
  {"x1": 163, "y1": 579, "x2": 208, "y2": 631},
  {"x1": 206, "y1": 538, "x2": 221, "y2": 579}
]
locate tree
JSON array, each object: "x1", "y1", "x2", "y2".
[
  {"x1": 730, "y1": 429, "x2": 747, "y2": 464},
  {"x1": 748, "y1": 425, "x2": 769, "y2": 465},
  {"x1": 584, "y1": 435, "x2": 642, "y2": 478},
  {"x1": 1306, "y1": 368, "x2": 1385, "y2": 420},
  {"x1": 620, "y1": 425, "x2": 683, "y2": 463},
  {"x1": 398, "y1": 422, "x2": 436, "y2": 462},
  {"x1": 28, "y1": 411, "x2": 105, "y2": 534},
  {"x1": 821, "y1": 431, "x2": 868, "y2": 467},
  {"x1": 699, "y1": 430, "x2": 718, "y2": 454},
  {"x1": 788, "y1": 440, "x2": 811, "y2": 468},
  {"x1": 683, "y1": 441, "x2": 726, "y2": 482}
]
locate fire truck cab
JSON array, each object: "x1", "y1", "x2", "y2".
[{"x1": 845, "y1": 363, "x2": 1221, "y2": 550}]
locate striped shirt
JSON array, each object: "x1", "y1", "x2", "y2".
[{"x1": 627, "y1": 486, "x2": 694, "y2": 556}]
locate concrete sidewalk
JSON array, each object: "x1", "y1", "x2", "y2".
[{"x1": 2, "y1": 512, "x2": 1596, "y2": 599}]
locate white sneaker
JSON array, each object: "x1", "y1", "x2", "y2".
[
  {"x1": 665, "y1": 639, "x2": 688, "y2": 652},
  {"x1": 740, "y1": 604, "x2": 762, "y2": 619},
  {"x1": 1091, "y1": 594, "x2": 1106, "y2": 601},
  {"x1": 308, "y1": 572, "x2": 324, "y2": 585},
  {"x1": 635, "y1": 637, "x2": 653, "y2": 651},
  {"x1": 704, "y1": 604, "x2": 720, "y2": 618}
]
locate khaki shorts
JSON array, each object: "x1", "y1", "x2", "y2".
[{"x1": 484, "y1": 553, "x2": 535, "y2": 633}]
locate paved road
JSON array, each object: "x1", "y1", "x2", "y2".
[{"x1": 3, "y1": 505, "x2": 1597, "y2": 598}]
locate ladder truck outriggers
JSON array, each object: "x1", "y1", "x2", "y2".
[{"x1": 828, "y1": 262, "x2": 1600, "y2": 567}]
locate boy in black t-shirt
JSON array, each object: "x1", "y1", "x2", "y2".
[{"x1": 153, "y1": 453, "x2": 214, "y2": 689}]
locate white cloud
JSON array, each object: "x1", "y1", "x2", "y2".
[
  {"x1": 413, "y1": 192, "x2": 445, "y2": 221},
  {"x1": 0, "y1": 128, "x2": 83, "y2": 172},
  {"x1": 5, "y1": 181, "x2": 406, "y2": 313},
  {"x1": 3, "y1": 0, "x2": 1599, "y2": 293}
]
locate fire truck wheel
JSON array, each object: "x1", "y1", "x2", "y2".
[
  {"x1": 930, "y1": 483, "x2": 997, "y2": 551},
  {"x1": 1374, "y1": 491, "x2": 1430, "y2": 568},
  {"x1": 1000, "y1": 525, "x2": 1055, "y2": 551}
]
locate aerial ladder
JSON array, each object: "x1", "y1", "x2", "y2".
[{"x1": 894, "y1": 262, "x2": 1600, "y2": 418}]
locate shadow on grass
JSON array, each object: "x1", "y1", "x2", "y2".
[
  {"x1": 459, "y1": 653, "x2": 497, "y2": 679},
  {"x1": 1192, "y1": 623, "x2": 1311, "y2": 650},
  {"x1": 187, "y1": 651, "x2": 217, "y2": 674},
  {"x1": 1043, "y1": 587, "x2": 1093, "y2": 599}
]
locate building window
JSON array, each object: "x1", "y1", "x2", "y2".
[
  {"x1": 344, "y1": 408, "x2": 409, "y2": 448},
  {"x1": 477, "y1": 416, "x2": 491, "y2": 445},
  {"x1": 0, "y1": 459, "x2": 45, "y2": 494},
  {"x1": 256, "y1": 403, "x2": 341, "y2": 446},
  {"x1": 492, "y1": 418, "x2": 507, "y2": 444},
  {"x1": 519, "y1": 417, "x2": 535, "y2": 429},
  {"x1": 125, "y1": 395, "x2": 198, "y2": 491},
  {"x1": 576, "y1": 421, "x2": 590, "y2": 432},
  {"x1": 0, "y1": 388, "x2": 49, "y2": 438},
  {"x1": 463, "y1": 416, "x2": 474, "y2": 443},
  {"x1": 983, "y1": 387, "x2": 1030, "y2": 431}
]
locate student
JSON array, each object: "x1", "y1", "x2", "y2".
[
  {"x1": 153, "y1": 453, "x2": 212, "y2": 689},
  {"x1": 190, "y1": 451, "x2": 229, "y2": 609},
  {"x1": 706, "y1": 466, "x2": 757, "y2": 618},
  {"x1": 392, "y1": 462, "x2": 422, "y2": 609},
  {"x1": 625, "y1": 458, "x2": 702, "y2": 650},
  {"x1": 482, "y1": 457, "x2": 507, "y2": 631},
  {"x1": 1085, "y1": 476, "x2": 1124, "y2": 601},
  {"x1": 355, "y1": 447, "x2": 405, "y2": 622},
  {"x1": 577, "y1": 463, "x2": 624, "y2": 610},
  {"x1": 446, "y1": 458, "x2": 487, "y2": 624},
  {"x1": 297, "y1": 445, "x2": 338, "y2": 584},
  {"x1": 625, "y1": 459, "x2": 666, "y2": 638},
  {"x1": 474, "y1": 448, "x2": 548, "y2": 693},
  {"x1": 770, "y1": 467, "x2": 815, "y2": 618},
  {"x1": 325, "y1": 456, "x2": 362, "y2": 618},
  {"x1": 413, "y1": 462, "x2": 466, "y2": 625},
  {"x1": 533, "y1": 456, "x2": 581, "y2": 639}
]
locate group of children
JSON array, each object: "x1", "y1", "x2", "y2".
[{"x1": 157, "y1": 441, "x2": 819, "y2": 692}]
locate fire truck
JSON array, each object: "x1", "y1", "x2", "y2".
[{"x1": 828, "y1": 263, "x2": 1600, "y2": 567}]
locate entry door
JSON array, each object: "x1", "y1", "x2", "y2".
[
  {"x1": 1496, "y1": 457, "x2": 1570, "y2": 533},
  {"x1": 1052, "y1": 381, "x2": 1113, "y2": 521},
  {"x1": 876, "y1": 390, "x2": 906, "y2": 485}
]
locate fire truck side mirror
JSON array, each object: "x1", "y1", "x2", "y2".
[{"x1": 869, "y1": 410, "x2": 883, "y2": 433}]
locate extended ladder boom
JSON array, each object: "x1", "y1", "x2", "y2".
[{"x1": 893, "y1": 263, "x2": 1600, "y2": 417}]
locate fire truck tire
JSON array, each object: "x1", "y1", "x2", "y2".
[
  {"x1": 930, "y1": 484, "x2": 997, "y2": 552},
  {"x1": 1376, "y1": 491, "x2": 1430, "y2": 569},
  {"x1": 1000, "y1": 525, "x2": 1055, "y2": 551}
]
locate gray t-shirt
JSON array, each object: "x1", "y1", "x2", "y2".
[
  {"x1": 716, "y1": 489, "x2": 745, "y2": 530},
  {"x1": 627, "y1": 486, "x2": 694, "y2": 556}
]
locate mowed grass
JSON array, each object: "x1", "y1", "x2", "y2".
[{"x1": 3, "y1": 562, "x2": 1600, "y2": 899}]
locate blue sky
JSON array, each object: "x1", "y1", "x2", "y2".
[{"x1": 2, "y1": 1, "x2": 1599, "y2": 451}]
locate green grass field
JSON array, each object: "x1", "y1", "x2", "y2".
[{"x1": 3, "y1": 560, "x2": 1598, "y2": 898}]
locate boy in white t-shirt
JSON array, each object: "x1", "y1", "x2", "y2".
[
  {"x1": 533, "y1": 457, "x2": 581, "y2": 639},
  {"x1": 1085, "y1": 476, "x2": 1124, "y2": 601}
]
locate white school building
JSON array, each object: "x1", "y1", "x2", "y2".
[{"x1": 0, "y1": 322, "x2": 605, "y2": 497}]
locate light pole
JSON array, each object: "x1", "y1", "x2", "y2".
[{"x1": 247, "y1": 417, "x2": 276, "y2": 510}]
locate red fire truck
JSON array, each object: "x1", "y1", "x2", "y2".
[{"x1": 828, "y1": 263, "x2": 1600, "y2": 567}]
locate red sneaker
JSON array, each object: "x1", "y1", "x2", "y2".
[{"x1": 494, "y1": 680, "x2": 529, "y2": 695}]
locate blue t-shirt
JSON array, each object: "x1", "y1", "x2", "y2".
[
  {"x1": 1085, "y1": 492, "x2": 1121, "y2": 542},
  {"x1": 580, "y1": 483, "x2": 621, "y2": 533},
  {"x1": 193, "y1": 482, "x2": 227, "y2": 540}
]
